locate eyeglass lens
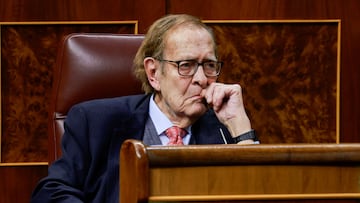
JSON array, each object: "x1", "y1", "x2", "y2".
[{"x1": 178, "y1": 61, "x2": 221, "y2": 76}]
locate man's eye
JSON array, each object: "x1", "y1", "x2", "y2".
[
  {"x1": 180, "y1": 62, "x2": 193, "y2": 68},
  {"x1": 206, "y1": 62, "x2": 216, "y2": 68}
]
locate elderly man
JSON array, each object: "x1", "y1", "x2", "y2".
[{"x1": 31, "y1": 14, "x2": 258, "y2": 203}]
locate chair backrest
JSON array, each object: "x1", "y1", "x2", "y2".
[{"x1": 48, "y1": 33, "x2": 144, "y2": 163}]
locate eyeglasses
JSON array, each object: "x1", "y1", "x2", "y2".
[{"x1": 156, "y1": 58, "x2": 223, "y2": 77}]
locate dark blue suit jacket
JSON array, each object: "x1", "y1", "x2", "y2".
[{"x1": 31, "y1": 94, "x2": 234, "y2": 203}]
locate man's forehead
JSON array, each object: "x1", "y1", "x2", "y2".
[{"x1": 163, "y1": 27, "x2": 214, "y2": 53}]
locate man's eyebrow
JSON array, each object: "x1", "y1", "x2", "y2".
[{"x1": 180, "y1": 58, "x2": 217, "y2": 62}]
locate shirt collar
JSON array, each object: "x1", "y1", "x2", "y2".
[{"x1": 148, "y1": 94, "x2": 191, "y2": 135}]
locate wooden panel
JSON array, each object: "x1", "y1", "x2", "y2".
[
  {"x1": 150, "y1": 165, "x2": 359, "y2": 199},
  {"x1": 0, "y1": 0, "x2": 166, "y2": 33},
  {"x1": 0, "y1": 22, "x2": 137, "y2": 163},
  {"x1": 120, "y1": 140, "x2": 360, "y2": 203},
  {"x1": 0, "y1": 163, "x2": 48, "y2": 203},
  {"x1": 205, "y1": 20, "x2": 339, "y2": 144}
]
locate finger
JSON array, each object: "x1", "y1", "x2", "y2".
[
  {"x1": 212, "y1": 84, "x2": 228, "y2": 111},
  {"x1": 201, "y1": 83, "x2": 215, "y2": 104}
]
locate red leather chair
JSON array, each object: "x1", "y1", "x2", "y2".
[{"x1": 48, "y1": 33, "x2": 144, "y2": 163}]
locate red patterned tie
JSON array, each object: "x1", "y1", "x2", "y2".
[{"x1": 165, "y1": 126, "x2": 187, "y2": 145}]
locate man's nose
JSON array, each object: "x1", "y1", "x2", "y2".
[{"x1": 192, "y1": 65, "x2": 208, "y2": 87}]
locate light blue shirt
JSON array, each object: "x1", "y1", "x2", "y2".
[{"x1": 148, "y1": 94, "x2": 191, "y2": 145}]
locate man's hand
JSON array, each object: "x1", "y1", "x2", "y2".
[{"x1": 201, "y1": 83, "x2": 252, "y2": 138}]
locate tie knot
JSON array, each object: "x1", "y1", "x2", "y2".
[{"x1": 165, "y1": 126, "x2": 187, "y2": 145}]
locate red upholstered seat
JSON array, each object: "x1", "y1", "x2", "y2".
[{"x1": 48, "y1": 33, "x2": 144, "y2": 163}]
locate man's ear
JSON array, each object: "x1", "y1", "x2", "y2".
[{"x1": 144, "y1": 57, "x2": 161, "y2": 91}]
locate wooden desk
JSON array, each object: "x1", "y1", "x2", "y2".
[{"x1": 120, "y1": 140, "x2": 360, "y2": 202}]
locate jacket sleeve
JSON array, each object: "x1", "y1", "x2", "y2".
[{"x1": 31, "y1": 105, "x2": 92, "y2": 203}]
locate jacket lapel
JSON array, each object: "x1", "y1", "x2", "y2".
[
  {"x1": 114, "y1": 94, "x2": 151, "y2": 142},
  {"x1": 192, "y1": 110, "x2": 233, "y2": 144}
]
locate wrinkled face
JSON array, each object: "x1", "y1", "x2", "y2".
[{"x1": 145, "y1": 25, "x2": 218, "y2": 123}]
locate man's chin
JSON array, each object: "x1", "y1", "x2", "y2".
[{"x1": 188, "y1": 103, "x2": 208, "y2": 116}]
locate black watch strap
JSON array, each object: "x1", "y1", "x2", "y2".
[{"x1": 233, "y1": 129, "x2": 258, "y2": 143}]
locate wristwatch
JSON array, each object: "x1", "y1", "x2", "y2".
[{"x1": 233, "y1": 129, "x2": 258, "y2": 143}]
